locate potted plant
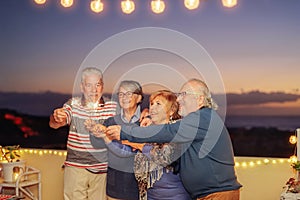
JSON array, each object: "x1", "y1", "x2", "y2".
[{"x1": 0, "y1": 145, "x2": 26, "y2": 182}]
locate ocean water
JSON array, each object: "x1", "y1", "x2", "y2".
[{"x1": 224, "y1": 115, "x2": 300, "y2": 131}]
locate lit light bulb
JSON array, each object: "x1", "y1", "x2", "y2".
[
  {"x1": 222, "y1": 0, "x2": 237, "y2": 8},
  {"x1": 290, "y1": 155, "x2": 298, "y2": 163},
  {"x1": 151, "y1": 0, "x2": 165, "y2": 14},
  {"x1": 241, "y1": 162, "x2": 247, "y2": 167},
  {"x1": 249, "y1": 161, "x2": 255, "y2": 167},
  {"x1": 184, "y1": 0, "x2": 200, "y2": 10},
  {"x1": 121, "y1": 0, "x2": 135, "y2": 14},
  {"x1": 256, "y1": 160, "x2": 262, "y2": 165},
  {"x1": 34, "y1": 0, "x2": 46, "y2": 5},
  {"x1": 90, "y1": 0, "x2": 104, "y2": 13},
  {"x1": 290, "y1": 135, "x2": 297, "y2": 144},
  {"x1": 61, "y1": 0, "x2": 74, "y2": 8}
]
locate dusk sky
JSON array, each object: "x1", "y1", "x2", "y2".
[{"x1": 1, "y1": 0, "x2": 300, "y2": 116}]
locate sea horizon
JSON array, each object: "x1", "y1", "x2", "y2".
[
  {"x1": 1, "y1": 107, "x2": 299, "y2": 132},
  {"x1": 224, "y1": 115, "x2": 300, "y2": 131}
]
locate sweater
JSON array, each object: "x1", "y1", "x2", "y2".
[
  {"x1": 120, "y1": 107, "x2": 242, "y2": 199},
  {"x1": 91, "y1": 114, "x2": 140, "y2": 200}
]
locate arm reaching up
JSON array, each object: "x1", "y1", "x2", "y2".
[{"x1": 49, "y1": 108, "x2": 68, "y2": 129}]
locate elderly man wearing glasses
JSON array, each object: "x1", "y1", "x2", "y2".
[{"x1": 104, "y1": 78, "x2": 242, "y2": 200}]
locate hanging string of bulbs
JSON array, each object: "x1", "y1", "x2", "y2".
[
  {"x1": 33, "y1": 0, "x2": 238, "y2": 15},
  {"x1": 289, "y1": 129, "x2": 300, "y2": 163}
]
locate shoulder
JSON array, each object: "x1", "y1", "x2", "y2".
[
  {"x1": 182, "y1": 108, "x2": 215, "y2": 124},
  {"x1": 64, "y1": 97, "x2": 81, "y2": 108},
  {"x1": 105, "y1": 115, "x2": 121, "y2": 125},
  {"x1": 103, "y1": 98, "x2": 117, "y2": 109}
]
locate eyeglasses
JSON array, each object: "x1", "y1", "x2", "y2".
[
  {"x1": 175, "y1": 91, "x2": 202, "y2": 97},
  {"x1": 118, "y1": 91, "x2": 136, "y2": 98}
]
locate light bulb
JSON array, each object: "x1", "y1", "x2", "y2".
[
  {"x1": 34, "y1": 0, "x2": 46, "y2": 5},
  {"x1": 290, "y1": 155, "x2": 298, "y2": 163},
  {"x1": 61, "y1": 0, "x2": 74, "y2": 8},
  {"x1": 222, "y1": 0, "x2": 237, "y2": 8},
  {"x1": 184, "y1": 0, "x2": 200, "y2": 10},
  {"x1": 290, "y1": 135, "x2": 297, "y2": 144},
  {"x1": 151, "y1": 0, "x2": 165, "y2": 14},
  {"x1": 121, "y1": 0, "x2": 135, "y2": 14},
  {"x1": 90, "y1": 0, "x2": 104, "y2": 13}
]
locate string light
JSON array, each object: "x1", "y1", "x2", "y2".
[
  {"x1": 222, "y1": 0, "x2": 237, "y2": 8},
  {"x1": 288, "y1": 129, "x2": 300, "y2": 165},
  {"x1": 61, "y1": 0, "x2": 74, "y2": 8},
  {"x1": 256, "y1": 160, "x2": 262, "y2": 165},
  {"x1": 289, "y1": 155, "x2": 298, "y2": 163},
  {"x1": 18, "y1": 148, "x2": 293, "y2": 171},
  {"x1": 184, "y1": 0, "x2": 200, "y2": 10},
  {"x1": 249, "y1": 161, "x2": 255, "y2": 167},
  {"x1": 234, "y1": 158, "x2": 288, "y2": 169},
  {"x1": 34, "y1": 0, "x2": 46, "y2": 5},
  {"x1": 20, "y1": 149, "x2": 67, "y2": 157},
  {"x1": 151, "y1": 0, "x2": 165, "y2": 14},
  {"x1": 33, "y1": 0, "x2": 237, "y2": 13},
  {"x1": 90, "y1": 0, "x2": 104, "y2": 13},
  {"x1": 121, "y1": 0, "x2": 135, "y2": 14},
  {"x1": 290, "y1": 134, "x2": 297, "y2": 145}
]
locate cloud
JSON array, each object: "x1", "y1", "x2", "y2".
[{"x1": 221, "y1": 90, "x2": 300, "y2": 105}]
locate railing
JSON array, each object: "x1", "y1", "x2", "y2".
[{"x1": 12, "y1": 149, "x2": 296, "y2": 200}]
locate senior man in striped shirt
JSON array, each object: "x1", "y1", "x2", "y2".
[{"x1": 49, "y1": 67, "x2": 117, "y2": 200}]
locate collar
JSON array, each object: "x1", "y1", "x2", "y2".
[{"x1": 120, "y1": 105, "x2": 141, "y2": 123}]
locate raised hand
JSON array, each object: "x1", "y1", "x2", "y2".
[
  {"x1": 49, "y1": 107, "x2": 67, "y2": 129},
  {"x1": 53, "y1": 108, "x2": 67, "y2": 123},
  {"x1": 140, "y1": 116, "x2": 152, "y2": 127}
]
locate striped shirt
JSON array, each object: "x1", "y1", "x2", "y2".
[{"x1": 63, "y1": 96, "x2": 117, "y2": 173}]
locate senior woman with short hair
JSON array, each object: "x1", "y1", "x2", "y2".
[{"x1": 86, "y1": 80, "x2": 144, "y2": 200}]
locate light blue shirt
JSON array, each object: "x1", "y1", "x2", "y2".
[{"x1": 120, "y1": 105, "x2": 141, "y2": 123}]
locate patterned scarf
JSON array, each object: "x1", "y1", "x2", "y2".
[{"x1": 134, "y1": 143, "x2": 175, "y2": 200}]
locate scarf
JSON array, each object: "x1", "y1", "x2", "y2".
[{"x1": 134, "y1": 143, "x2": 175, "y2": 200}]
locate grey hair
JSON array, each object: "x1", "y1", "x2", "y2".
[
  {"x1": 188, "y1": 78, "x2": 218, "y2": 110},
  {"x1": 81, "y1": 67, "x2": 103, "y2": 83},
  {"x1": 118, "y1": 80, "x2": 144, "y2": 103}
]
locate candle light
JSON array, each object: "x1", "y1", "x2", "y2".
[{"x1": 12, "y1": 166, "x2": 20, "y2": 182}]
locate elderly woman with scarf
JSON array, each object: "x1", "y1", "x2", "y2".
[{"x1": 134, "y1": 90, "x2": 191, "y2": 200}]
